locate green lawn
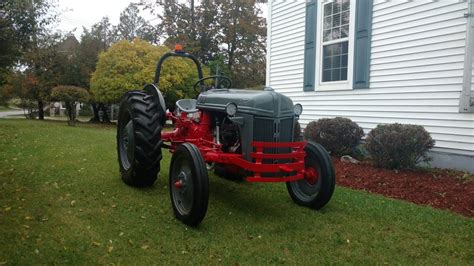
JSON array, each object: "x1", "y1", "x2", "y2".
[{"x1": 0, "y1": 119, "x2": 472, "y2": 264}]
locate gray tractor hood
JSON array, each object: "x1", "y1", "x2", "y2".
[{"x1": 196, "y1": 89, "x2": 295, "y2": 117}]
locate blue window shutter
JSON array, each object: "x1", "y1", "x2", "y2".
[
  {"x1": 303, "y1": 1, "x2": 317, "y2": 91},
  {"x1": 353, "y1": 0, "x2": 373, "y2": 89}
]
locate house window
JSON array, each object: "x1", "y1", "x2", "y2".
[{"x1": 321, "y1": 0, "x2": 350, "y2": 83}]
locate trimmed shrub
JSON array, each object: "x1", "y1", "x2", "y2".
[
  {"x1": 352, "y1": 143, "x2": 369, "y2": 161},
  {"x1": 366, "y1": 123, "x2": 435, "y2": 169},
  {"x1": 304, "y1": 117, "x2": 364, "y2": 156},
  {"x1": 51, "y1": 86, "x2": 90, "y2": 126}
]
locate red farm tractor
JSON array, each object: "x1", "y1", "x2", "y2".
[{"x1": 117, "y1": 46, "x2": 335, "y2": 226}]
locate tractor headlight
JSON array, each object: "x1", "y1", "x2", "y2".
[
  {"x1": 225, "y1": 102, "x2": 238, "y2": 116},
  {"x1": 294, "y1": 103, "x2": 303, "y2": 116}
]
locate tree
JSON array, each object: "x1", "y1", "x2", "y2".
[
  {"x1": 90, "y1": 39, "x2": 205, "y2": 109},
  {"x1": 148, "y1": 0, "x2": 217, "y2": 63},
  {"x1": 142, "y1": 0, "x2": 266, "y2": 88},
  {"x1": 0, "y1": 71, "x2": 15, "y2": 106},
  {"x1": 116, "y1": 3, "x2": 161, "y2": 44},
  {"x1": 3, "y1": 71, "x2": 41, "y2": 119},
  {"x1": 0, "y1": 17, "x2": 18, "y2": 88},
  {"x1": 0, "y1": 0, "x2": 58, "y2": 118},
  {"x1": 89, "y1": 17, "x2": 116, "y2": 50},
  {"x1": 213, "y1": 0, "x2": 266, "y2": 88},
  {"x1": 0, "y1": 0, "x2": 56, "y2": 75},
  {"x1": 23, "y1": 33, "x2": 73, "y2": 119},
  {"x1": 77, "y1": 18, "x2": 117, "y2": 122},
  {"x1": 51, "y1": 86, "x2": 90, "y2": 126}
]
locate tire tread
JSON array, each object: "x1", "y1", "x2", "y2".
[{"x1": 117, "y1": 90, "x2": 164, "y2": 187}]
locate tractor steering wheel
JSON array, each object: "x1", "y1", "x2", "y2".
[{"x1": 193, "y1": 75, "x2": 232, "y2": 93}]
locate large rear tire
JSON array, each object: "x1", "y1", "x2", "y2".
[
  {"x1": 286, "y1": 141, "x2": 335, "y2": 209},
  {"x1": 169, "y1": 143, "x2": 209, "y2": 226},
  {"x1": 117, "y1": 90, "x2": 164, "y2": 187}
]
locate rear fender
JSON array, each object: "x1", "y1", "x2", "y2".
[
  {"x1": 144, "y1": 84, "x2": 166, "y2": 112},
  {"x1": 143, "y1": 83, "x2": 167, "y2": 125}
]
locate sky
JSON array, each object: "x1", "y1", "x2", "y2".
[
  {"x1": 55, "y1": 0, "x2": 150, "y2": 38},
  {"x1": 54, "y1": 0, "x2": 267, "y2": 39}
]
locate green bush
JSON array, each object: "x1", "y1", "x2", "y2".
[
  {"x1": 304, "y1": 117, "x2": 364, "y2": 156},
  {"x1": 366, "y1": 123, "x2": 435, "y2": 169},
  {"x1": 17, "y1": 99, "x2": 37, "y2": 119},
  {"x1": 78, "y1": 103, "x2": 93, "y2": 117},
  {"x1": 51, "y1": 86, "x2": 90, "y2": 126}
]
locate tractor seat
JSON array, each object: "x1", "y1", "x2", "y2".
[{"x1": 176, "y1": 99, "x2": 198, "y2": 113}]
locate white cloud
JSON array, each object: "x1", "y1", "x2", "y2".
[
  {"x1": 54, "y1": 0, "x2": 267, "y2": 39},
  {"x1": 55, "y1": 0, "x2": 148, "y2": 38}
]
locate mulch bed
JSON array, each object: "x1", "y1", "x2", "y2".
[{"x1": 333, "y1": 158, "x2": 474, "y2": 217}]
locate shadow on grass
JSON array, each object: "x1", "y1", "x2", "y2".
[{"x1": 208, "y1": 177, "x2": 296, "y2": 221}]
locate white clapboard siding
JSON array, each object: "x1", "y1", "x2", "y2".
[
  {"x1": 268, "y1": 0, "x2": 474, "y2": 156},
  {"x1": 472, "y1": 47, "x2": 474, "y2": 92}
]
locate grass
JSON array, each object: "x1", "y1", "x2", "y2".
[
  {"x1": 0, "y1": 119, "x2": 473, "y2": 264},
  {"x1": 44, "y1": 115, "x2": 94, "y2": 123}
]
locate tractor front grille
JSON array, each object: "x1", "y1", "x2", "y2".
[
  {"x1": 253, "y1": 116, "x2": 294, "y2": 143},
  {"x1": 253, "y1": 117, "x2": 274, "y2": 142},
  {"x1": 253, "y1": 117, "x2": 294, "y2": 164}
]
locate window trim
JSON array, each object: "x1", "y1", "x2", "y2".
[{"x1": 315, "y1": 0, "x2": 356, "y2": 91}]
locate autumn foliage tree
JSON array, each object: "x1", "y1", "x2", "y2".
[
  {"x1": 0, "y1": 0, "x2": 57, "y2": 115},
  {"x1": 91, "y1": 38, "x2": 205, "y2": 109},
  {"x1": 141, "y1": 0, "x2": 266, "y2": 88}
]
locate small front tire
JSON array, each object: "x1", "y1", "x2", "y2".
[
  {"x1": 286, "y1": 141, "x2": 336, "y2": 209},
  {"x1": 169, "y1": 143, "x2": 209, "y2": 226}
]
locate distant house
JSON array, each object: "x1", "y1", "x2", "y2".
[{"x1": 266, "y1": 0, "x2": 474, "y2": 172}]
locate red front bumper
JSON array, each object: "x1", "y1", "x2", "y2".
[{"x1": 205, "y1": 141, "x2": 307, "y2": 183}]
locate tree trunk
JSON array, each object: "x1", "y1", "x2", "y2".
[
  {"x1": 65, "y1": 101, "x2": 77, "y2": 126},
  {"x1": 99, "y1": 103, "x2": 110, "y2": 123},
  {"x1": 38, "y1": 100, "x2": 44, "y2": 120},
  {"x1": 89, "y1": 103, "x2": 100, "y2": 122}
]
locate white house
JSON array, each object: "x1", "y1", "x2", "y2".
[{"x1": 266, "y1": 0, "x2": 474, "y2": 172}]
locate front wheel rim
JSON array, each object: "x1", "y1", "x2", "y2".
[
  {"x1": 119, "y1": 118, "x2": 134, "y2": 171},
  {"x1": 290, "y1": 164, "x2": 322, "y2": 201},
  {"x1": 171, "y1": 159, "x2": 194, "y2": 215}
]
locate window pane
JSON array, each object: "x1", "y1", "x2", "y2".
[
  {"x1": 342, "y1": 41, "x2": 348, "y2": 54},
  {"x1": 321, "y1": 1, "x2": 350, "y2": 83},
  {"x1": 333, "y1": 0, "x2": 342, "y2": 13},
  {"x1": 332, "y1": 69, "x2": 341, "y2": 81},
  {"x1": 323, "y1": 70, "x2": 332, "y2": 82},
  {"x1": 333, "y1": 41, "x2": 342, "y2": 54},
  {"x1": 341, "y1": 25, "x2": 349, "y2": 38},
  {"x1": 341, "y1": 67, "x2": 348, "y2": 80},
  {"x1": 323, "y1": 57, "x2": 332, "y2": 70},
  {"x1": 332, "y1": 27, "x2": 341, "y2": 40},
  {"x1": 342, "y1": 11, "x2": 350, "y2": 25},
  {"x1": 333, "y1": 56, "x2": 341, "y2": 68},
  {"x1": 323, "y1": 42, "x2": 349, "y2": 82},
  {"x1": 323, "y1": 1, "x2": 349, "y2": 42},
  {"x1": 324, "y1": 16, "x2": 331, "y2": 29},
  {"x1": 332, "y1": 13, "x2": 341, "y2": 27},
  {"x1": 324, "y1": 3, "x2": 332, "y2": 17},
  {"x1": 342, "y1": 0, "x2": 350, "y2": 11},
  {"x1": 341, "y1": 55, "x2": 348, "y2": 67},
  {"x1": 323, "y1": 30, "x2": 331, "y2": 42}
]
